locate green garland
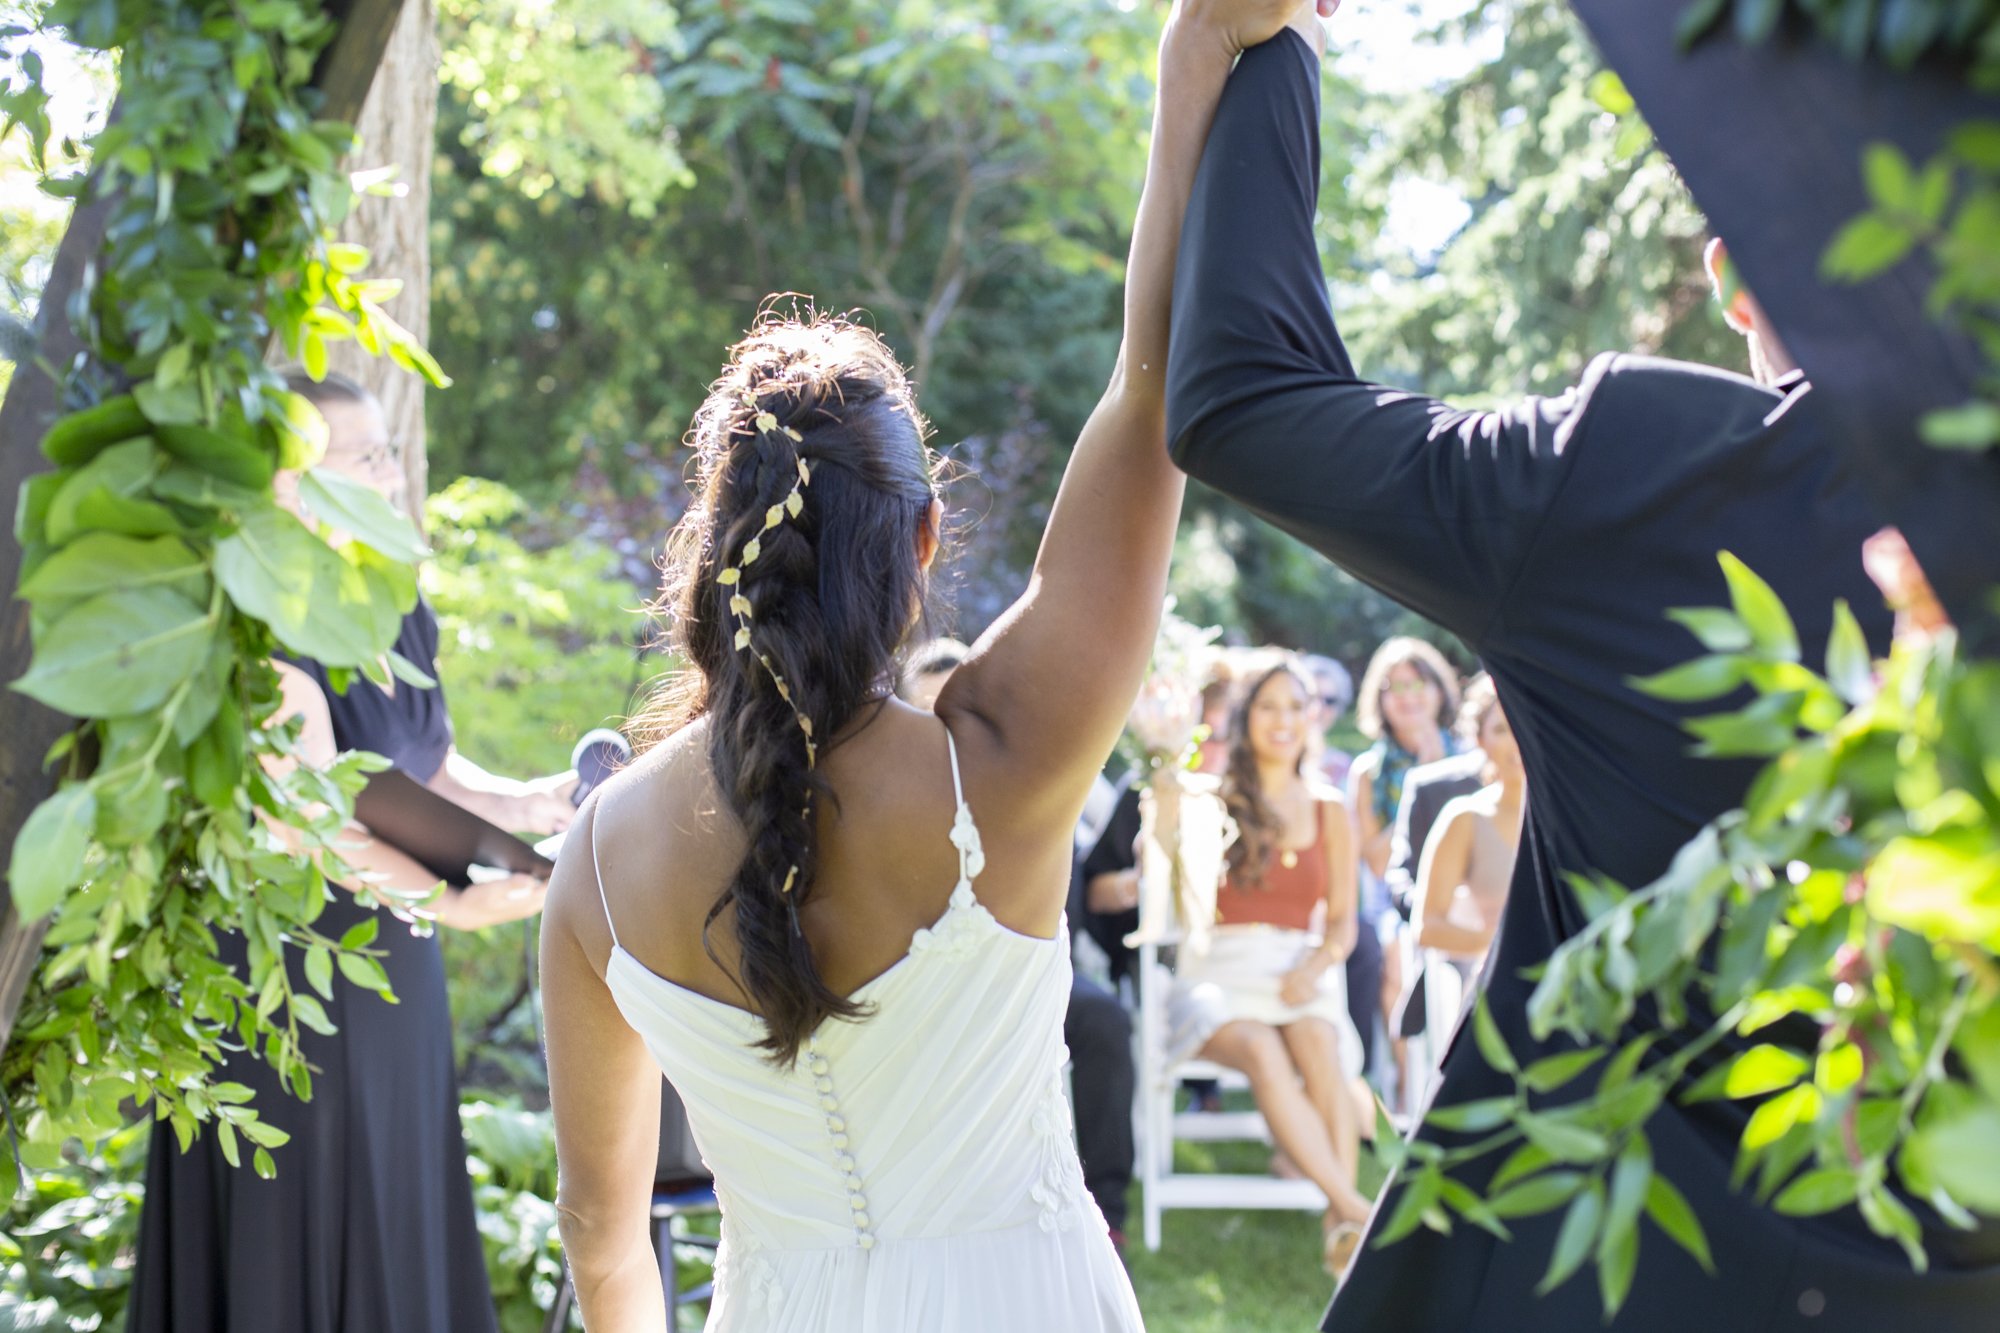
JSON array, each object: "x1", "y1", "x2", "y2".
[{"x1": 1, "y1": 0, "x2": 444, "y2": 1189}]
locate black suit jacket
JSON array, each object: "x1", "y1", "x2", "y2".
[
  {"x1": 1166, "y1": 31, "x2": 2000, "y2": 1332},
  {"x1": 1385, "y1": 751, "x2": 1490, "y2": 918}
]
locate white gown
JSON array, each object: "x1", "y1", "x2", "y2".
[{"x1": 595, "y1": 730, "x2": 1145, "y2": 1332}]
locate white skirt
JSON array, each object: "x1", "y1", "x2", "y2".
[{"x1": 1168, "y1": 925, "x2": 1365, "y2": 1079}]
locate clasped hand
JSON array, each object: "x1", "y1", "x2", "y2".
[{"x1": 1178, "y1": 0, "x2": 1338, "y2": 57}]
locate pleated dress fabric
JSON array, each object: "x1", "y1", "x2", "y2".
[
  {"x1": 597, "y1": 730, "x2": 1145, "y2": 1332},
  {"x1": 126, "y1": 602, "x2": 498, "y2": 1333}
]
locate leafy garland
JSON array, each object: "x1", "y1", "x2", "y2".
[
  {"x1": 1375, "y1": 0, "x2": 2000, "y2": 1316},
  {"x1": 1, "y1": 0, "x2": 444, "y2": 1189}
]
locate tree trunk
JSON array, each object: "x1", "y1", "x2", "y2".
[
  {"x1": 322, "y1": 0, "x2": 437, "y2": 532},
  {"x1": 0, "y1": 0, "x2": 408, "y2": 1054}
]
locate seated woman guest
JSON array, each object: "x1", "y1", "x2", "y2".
[
  {"x1": 1166, "y1": 654, "x2": 1371, "y2": 1273},
  {"x1": 1412, "y1": 675, "x2": 1523, "y2": 968},
  {"x1": 1346, "y1": 636, "x2": 1461, "y2": 1087}
]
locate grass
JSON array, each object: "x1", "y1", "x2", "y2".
[{"x1": 1124, "y1": 1124, "x2": 1386, "y2": 1333}]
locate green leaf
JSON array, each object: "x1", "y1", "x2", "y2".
[
  {"x1": 1675, "y1": 0, "x2": 1730, "y2": 47},
  {"x1": 1725, "y1": 1045, "x2": 1812, "y2": 1099},
  {"x1": 1920, "y1": 400, "x2": 2000, "y2": 451},
  {"x1": 1537, "y1": 1177, "x2": 1603, "y2": 1295},
  {"x1": 1718, "y1": 553, "x2": 1799, "y2": 662},
  {"x1": 1373, "y1": 1165, "x2": 1441, "y2": 1248},
  {"x1": 1904, "y1": 1097, "x2": 2000, "y2": 1212},
  {"x1": 291, "y1": 992, "x2": 336, "y2": 1036},
  {"x1": 1522, "y1": 1049, "x2": 1606, "y2": 1094},
  {"x1": 1950, "y1": 122, "x2": 2000, "y2": 171},
  {"x1": 1774, "y1": 1166, "x2": 1860, "y2": 1216},
  {"x1": 299, "y1": 468, "x2": 430, "y2": 562},
  {"x1": 1489, "y1": 1141, "x2": 1553, "y2": 1193},
  {"x1": 1643, "y1": 1173, "x2": 1714, "y2": 1272},
  {"x1": 304, "y1": 944, "x2": 333, "y2": 999},
  {"x1": 1604, "y1": 1133, "x2": 1653, "y2": 1243},
  {"x1": 1822, "y1": 214, "x2": 1916, "y2": 281},
  {"x1": 1742, "y1": 1084, "x2": 1821, "y2": 1151},
  {"x1": 13, "y1": 587, "x2": 213, "y2": 717},
  {"x1": 1630, "y1": 653, "x2": 1746, "y2": 702},
  {"x1": 337, "y1": 950, "x2": 391, "y2": 994},
  {"x1": 1825, "y1": 600, "x2": 1876, "y2": 704},
  {"x1": 1667, "y1": 606, "x2": 1753, "y2": 653},
  {"x1": 1735, "y1": 0, "x2": 1784, "y2": 43},
  {"x1": 339, "y1": 916, "x2": 380, "y2": 952},
  {"x1": 272, "y1": 391, "x2": 330, "y2": 470},
  {"x1": 1488, "y1": 1170, "x2": 1584, "y2": 1218},
  {"x1": 1587, "y1": 71, "x2": 1635, "y2": 116},
  {"x1": 17, "y1": 532, "x2": 207, "y2": 610},
  {"x1": 5, "y1": 785, "x2": 97, "y2": 920},
  {"x1": 1518, "y1": 1113, "x2": 1611, "y2": 1163},
  {"x1": 212, "y1": 502, "x2": 394, "y2": 668},
  {"x1": 1863, "y1": 143, "x2": 1917, "y2": 212},
  {"x1": 1472, "y1": 993, "x2": 1518, "y2": 1075},
  {"x1": 1598, "y1": 1202, "x2": 1640, "y2": 1317},
  {"x1": 1425, "y1": 1096, "x2": 1517, "y2": 1132}
]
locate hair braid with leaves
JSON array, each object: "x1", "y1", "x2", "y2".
[{"x1": 638, "y1": 312, "x2": 939, "y2": 1063}]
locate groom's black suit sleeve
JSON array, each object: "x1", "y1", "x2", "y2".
[
  {"x1": 1166, "y1": 31, "x2": 1592, "y2": 650},
  {"x1": 1162, "y1": 30, "x2": 2000, "y2": 1333}
]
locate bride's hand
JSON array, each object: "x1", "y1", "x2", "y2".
[{"x1": 1178, "y1": 0, "x2": 1336, "y2": 57}]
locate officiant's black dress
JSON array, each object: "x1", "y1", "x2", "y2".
[
  {"x1": 1166, "y1": 31, "x2": 2000, "y2": 1333},
  {"x1": 128, "y1": 601, "x2": 498, "y2": 1333}
]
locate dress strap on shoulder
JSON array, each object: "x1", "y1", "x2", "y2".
[
  {"x1": 586, "y1": 791, "x2": 621, "y2": 953},
  {"x1": 943, "y1": 725, "x2": 967, "y2": 811}
]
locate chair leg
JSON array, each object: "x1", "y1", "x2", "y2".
[
  {"x1": 543, "y1": 1265, "x2": 574, "y2": 1333},
  {"x1": 658, "y1": 1213, "x2": 679, "y2": 1309}
]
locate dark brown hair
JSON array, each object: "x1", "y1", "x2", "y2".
[
  {"x1": 1221, "y1": 655, "x2": 1315, "y2": 889},
  {"x1": 632, "y1": 312, "x2": 939, "y2": 1063}
]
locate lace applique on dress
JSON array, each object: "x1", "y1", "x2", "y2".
[{"x1": 1027, "y1": 1067, "x2": 1090, "y2": 1233}]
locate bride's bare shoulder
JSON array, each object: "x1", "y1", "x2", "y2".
[{"x1": 591, "y1": 718, "x2": 739, "y2": 867}]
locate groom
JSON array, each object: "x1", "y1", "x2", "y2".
[{"x1": 1162, "y1": 5, "x2": 2000, "y2": 1331}]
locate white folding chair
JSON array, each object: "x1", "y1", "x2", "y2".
[{"x1": 1129, "y1": 780, "x2": 1328, "y2": 1252}]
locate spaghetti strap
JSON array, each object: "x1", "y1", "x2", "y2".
[
  {"x1": 586, "y1": 792, "x2": 621, "y2": 953},
  {"x1": 943, "y1": 725, "x2": 967, "y2": 812}
]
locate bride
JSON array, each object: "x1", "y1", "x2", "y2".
[{"x1": 537, "y1": 3, "x2": 1334, "y2": 1328}]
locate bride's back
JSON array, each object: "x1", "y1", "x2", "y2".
[{"x1": 588, "y1": 700, "x2": 1071, "y2": 1018}]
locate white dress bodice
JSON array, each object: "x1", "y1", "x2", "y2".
[{"x1": 595, "y1": 730, "x2": 1145, "y2": 1332}]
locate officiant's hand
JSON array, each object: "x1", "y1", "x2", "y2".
[
  {"x1": 432, "y1": 872, "x2": 550, "y2": 931},
  {"x1": 1178, "y1": 0, "x2": 1336, "y2": 57}
]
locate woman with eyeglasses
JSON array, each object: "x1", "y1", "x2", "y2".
[{"x1": 1343, "y1": 636, "x2": 1462, "y2": 1086}]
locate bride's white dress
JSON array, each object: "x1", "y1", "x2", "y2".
[{"x1": 594, "y1": 730, "x2": 1145, "y2": 1332}]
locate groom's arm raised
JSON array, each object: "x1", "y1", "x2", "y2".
[{"x1": 1164, "y1": 27, "x2": 1589, "y2": 647}]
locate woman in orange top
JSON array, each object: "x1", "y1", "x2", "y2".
[{"x1": 1167, "y1": 655, "x2": 1370, "y2": 1271}]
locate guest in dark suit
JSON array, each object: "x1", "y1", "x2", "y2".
[{"x1": 1162, "y1": 12, "x2": 1997, "y2": 1330}]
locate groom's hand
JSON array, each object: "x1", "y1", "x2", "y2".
[{"x1": 1176, "y1": 0, "x2": 1336, "y2": 58}]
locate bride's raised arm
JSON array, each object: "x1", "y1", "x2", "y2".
[{"x1": 938, "y1": 1, "x2": 1318, "y2": 832}]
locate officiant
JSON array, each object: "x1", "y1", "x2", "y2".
[{"x1": 126, "y1": 371, "x2": 575, "y2": 1333}]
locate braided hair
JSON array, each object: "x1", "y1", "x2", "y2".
[{"x1": 635, "y1": 312, "x2": 940, "y2": 1063}]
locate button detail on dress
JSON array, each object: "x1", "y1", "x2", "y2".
[
  {"x1": 857, "y1": 1234, "x2": 876, "y2": 1251},
  {"x1": 819, "y1": 1095, "x2": 838, "y2": 1111}
]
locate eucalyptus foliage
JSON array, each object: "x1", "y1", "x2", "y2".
[{"x1": 1, "y1": 0, "x2": 443, "y2": 1179}]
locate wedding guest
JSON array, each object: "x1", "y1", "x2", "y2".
[
  {"x1": 1166, "y1": 655, "x2": 1371, "y2": 1273},
  {"x1": 1303, "y1": 652, "x2": 1355, "y2": 788},
  {"x1": 128, "y1": 373, "x2": 566, "y2": 1333},
  {"x1": 1345, "y1": 637, "x2": 1461, "y2": 1076},
  {"x1": 1383, "y1": 731, "x2": 1487, "y2": 1045},
  {"x1": 1411, "y1": 676, "x2": 1522, "y2": 973}
]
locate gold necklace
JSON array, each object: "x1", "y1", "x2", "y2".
[{"x1": 1280, "y1": 848, "x2": 1299, "y2": 869}]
